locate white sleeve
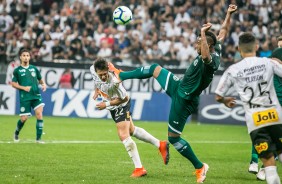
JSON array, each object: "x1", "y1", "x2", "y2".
[
  {"x1": 215, "y1": 68, "x2": 234, "y2": 97},
  {"x1": 271, "y1": 59, "x2": 282, "y2": 78},
  {"x1": 115, "y1": 83, "x2": 128, "y2": 100}
]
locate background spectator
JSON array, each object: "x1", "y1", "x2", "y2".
[
  {"x1": 59, "y1": 68, "x2": 74, "y2": 88},
  {"x1": 0, "y1": 0, "x2": 281, "y2": 74}
]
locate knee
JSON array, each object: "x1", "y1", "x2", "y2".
[
  {"x1": 149, "y1": 63, "x2": 159, "y2": 73},
  {"x1": 168, "y1": 136, "x2": 180, "y2": 145},
  {"x1": 118, "y1": 132, "x2": 130, "y2": 141},
  {"x1": 20, "y1": 116, "x2": 28, "y2": 122},
  {"x1": 35, "y1": 112, "x2": 43, "y2": 119}
]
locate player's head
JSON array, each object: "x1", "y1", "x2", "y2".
[
  {"x1": 196, "y1": 31, "x2": 217, "y2": 54},
  {"x1": 18, "y1": 48, "x2": 31, "y2": 64},
  {"x1": 94, "y1": 57, "x2": 109, "y2": 82},
  {"x1": 277, "y1": 36, "x2": 282, "y2": 48},
  {"x1": 238, "y1": 32, "x2": 258, "y2": 55},
  {"x1": 271, "y1": 48, "x2": 282, "y2": 61}
]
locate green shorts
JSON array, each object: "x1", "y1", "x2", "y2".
[
  {"x1": 156, "y1": 68, "x2": 198, "y2": 134},
  {"x1": 19, "y1": 99, "x2": 45, "y2": 116}
]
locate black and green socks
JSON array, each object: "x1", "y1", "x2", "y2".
[
  {"x1": 15, "y1": 119, "x2": 25, "y2": 135},
  {"x1": 119, "y1": 63, "x2": 159, "y2": 81},
  {"x1": 36, "y1": 119, "x2": 44, "y2": 140},
  {"x1": 169, "y1": 136, "x2": 203, "y2": 169}
]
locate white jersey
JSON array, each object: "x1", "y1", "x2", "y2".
[
  {"x1": 215, "y1": 57, "x2": 282, "y2": 133},
  {"x1": 90, "y1": 65, "x2": 128, "y2": 110}
]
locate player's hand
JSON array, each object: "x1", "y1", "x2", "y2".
[
  {"x1": 41, "y1": 84, "x2": 46, "y2": 92},
  {"x1": 24, "y1": 86, "x2": 31, "y2": 92},
  {"x1": 223, "y1": 97, "x2": 237, "y2": 108},
  {"x1": 201, "y1": 23, "x2": 212, "y2": 33},
  {"x1": 227, "y1": 4, "x2": 237, "y2": 14},
  {"x1": 96, "y1": 102, "x2": 106, "y2": 110}
]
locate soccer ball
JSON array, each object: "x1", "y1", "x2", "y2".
[{"x1": 113, "y1": 6, "x2": 132, "y2": 25}]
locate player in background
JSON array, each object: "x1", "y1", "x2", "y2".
[
  {"x1": 5, "y1": 59, "x2": 20, "y2": 84},
  {"x1": 90, "y1": 58, "x2": 169, "y2": 178},
  {"x1": 248, "y1": 46, "x2": 282, "y2": 181},
  {"x1": 215, "y1": 32, "x2": 282, "y2": 184},
  {"x1": 108, "y1": 4, "x2": 237, "y2": 183},
  {"x1": 11, "y1": 49, "x2": 46, "y2": 143}
]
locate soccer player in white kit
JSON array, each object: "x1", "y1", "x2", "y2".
[
  {"x1": 90, "y1": 58, "x2": 169, "y2": 178},
  {"x1": 215, "y1": 32, "x2": 282, "y2": 184}
]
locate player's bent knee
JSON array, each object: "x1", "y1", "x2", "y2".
[
  {"x1": 149, "y1": 63, "x2": 159, "y2": 73},
  {"x1": 20, "y1": 116, "x2": 28, "y2": 122},
  {"x1": 168, "y1": 136, "x2": 180, "y2": 144}
]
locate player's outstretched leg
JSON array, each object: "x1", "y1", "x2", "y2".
[
  {"x1": 132, "y1": 126, "x2": 170, "y2": 165},
  {"x1": 108, "y1": 62, "x2": 159, "y2": 81}
]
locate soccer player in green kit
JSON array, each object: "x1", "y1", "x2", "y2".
[
  {"x1": 109, "y1": 4, "x2": 237, "y2": 183},
  {"x1": 11, "y1": 49, "x2": 46, "y2": 143}
]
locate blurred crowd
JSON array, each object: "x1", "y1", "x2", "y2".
[{"x1": 0, "y1": 0, "x2": 281, "y2": 71}]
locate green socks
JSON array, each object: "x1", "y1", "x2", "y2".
[
  {"x1": 119, "y1": 64, "x2": 158, "y2": 80},
  {"x1": 251, "y1": 145, "x2": 259, "y2": 163},
  {"x1": 169, "y1": 136, "x2": 203, "y2": 169},
  {"x1": 15, "y1": 119, "x2": 25, "y2": 135},
  {"x1": 36, "y1": 119, "x2": 44, "y2": 140}
]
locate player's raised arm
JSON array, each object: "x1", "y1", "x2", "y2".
[
  {"x1": 200, "y1": 23, "x2": 213, "y2": 63},
  {"x1": 217, "y1": 4, "x2": 237, "y2": 42}
]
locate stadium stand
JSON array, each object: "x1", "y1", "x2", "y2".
[{"x1": 0, "y1": 0, "x2": 281, "y2": 76}]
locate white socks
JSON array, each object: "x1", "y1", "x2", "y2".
[
  {"x1": 122, "y1": 137, "x2": 142, "y2": 168},
  {"x1": 132, "y1": 126, "x2": 160, "y2": 148},
  {"x1": 265, "y1": 166, "x2": 281, "y2": 184}
]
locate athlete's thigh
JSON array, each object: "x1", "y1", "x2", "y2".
[
  {"x1": 116, "y1": 121, "x2": 131, "y2": 138},
  {"x1": 168, "y1": 94, "x2": 192, "y2": 135},
  {"x1": 250, "y1": 126, "x2": 277, "y2": 158},
  {"x1": 19, "y1": 100, "x2": 32, "y2": 116},
  {"x1": 31, "y1": 98, "x2": 45, "y2": 111},
  {"x1": 269, "y1": 124, "x2": 282, "y2": 151},
  {"x1": 110, "y1": 102, "x2": 131, "y2": 123},
  {"x1": 156, "y1": 68, "x2": 179, "y2": 97}
]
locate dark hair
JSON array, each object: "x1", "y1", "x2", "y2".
[
  {"x1": 94, "y1": 58, "x2": 108, "y2": 72},
  {"x1": 239, "y1": 32, "x2": 256, "y2": 53},
  {"x1": 199, "y1": 31, "x2": 217, "y2": 46},
  {"x1": 18, "y1": 48, "x2": 30, "y2": 57},
  {"x1": 271, "y1": 48, "x2": 282, "y2": 60},
  {"x1": 278, "y1": 36, "x2": 282, "y2": 41}
]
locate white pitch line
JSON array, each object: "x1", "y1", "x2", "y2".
[{"x1": 0, "y1": 140, "x2": 251, "y2": 144}]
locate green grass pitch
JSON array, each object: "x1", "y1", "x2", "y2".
[{"x1": 0, "y1": 115, "x2": 280, "y2": 184}]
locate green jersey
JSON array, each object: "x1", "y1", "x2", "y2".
[
  {"x1": 271, "y1": 48, "x2": 282, "y2": 106},
  {"x1": 178, "y1": 41, "x2": 221, "y2": 100},
  {"x1": 12, "y1": 65, "x2": 42, "y2": 102},
  {"x1": 274, "y1": 75, "x2": 282, "y2": 106}
]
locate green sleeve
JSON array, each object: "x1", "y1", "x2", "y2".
[
  {"x1": 214, "y1": 41, "x2": 222, "y2": 57},
  {"x1": 35, "y1": 67, "x2": 42, "y2": 81},
  {"x1": 12, "y1": 69, "x2": 18, "y2": 82}
]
